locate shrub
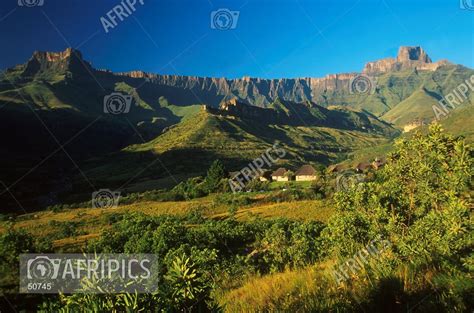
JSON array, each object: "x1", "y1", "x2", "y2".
[
  {"x1": 321, "y1": 125, "x2": 473, "y2": 310},
  {"x1": 203, "y1": 159, "x2": 227, "y2": 193}
]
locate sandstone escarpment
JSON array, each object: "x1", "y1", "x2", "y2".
[
  {"x1": 363, "y1": 46, "x2": 450, "y2": 75},
  {"x1": 22, "y1": 48, "x2": 93, "y2": 77},
  {"x1": 114, "y1": 46, "x2": 448, "y2": 107},
  {"x1": 18, "y1": 46, "x2": 454, "y2": 109}
]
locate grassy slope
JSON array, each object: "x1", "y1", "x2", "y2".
[
  {"x1": 440, "y1": 105, "x2": 474, "y2": 142},
  {"x1": 0, "y1": 82, "x2": 72, "y2": 110},
  {"x1": 316, "y1": 69, "x2": 430, "y2": 117},
  {"x1": 79, "y1": 108, "x2": 393, "y2": 194},
  {"x1": 380, "y1": 65, "x2": 474, "y2": 127},
  {"x1": 338, "y1": 102, "x2": 474, "y2": 166},
  {"x1": 134, "y1": 109, "x2": 394, "y2": 161},
  {"x1": 80, "y1": 110, "x2": 274, "y2": 191},
  {"x1": 382, "y1": 88, "x2": 440, "y2": 126},
  {"x1": 127, "y1": 109, "x2": 268, "y2": 154},
  {"x1": 0, "y1": 196, "x2": 334, "y2": 250},
  {"x1": 216, "y1": 263, "x2": 335, "y2": 312},
  {"x1": 355, "y1": 69, "x2": 426, "y2": 115}
]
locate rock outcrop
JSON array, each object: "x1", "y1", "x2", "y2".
[
  {"x1": 363, "y1": 46, "x2": 450, "y2": 75},
  {"x1": 22, "y1": 48, "x2": 93, "y2": 77}
]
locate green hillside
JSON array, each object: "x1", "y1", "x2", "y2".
[
  {"x1": 313, "y1": 69, "x2": 430, "y2": 116},
  {"x1": 440, "y1": 105, "x2": 474, "y2": 142},
  {"x1": 380, "y1": 65, "x2": 474, "y2": 128},
  {"x1": 77, "y1": 107, "x2": 395, "y2": 196},
  {"x1": 381, "y1": 88, "x2": 440, "y2": 126}
]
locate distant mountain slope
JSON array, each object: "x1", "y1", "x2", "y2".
[
  {"x1": 109, "y1": 46, "x2": 467, "y2": 118},
  {"x1": 439, "y1": 105, "x2": 474, "y2": 142},
  {"x1": 382, "y1": 88, "x2": 440, "y2": 126},
  {"x1": 380, "y1": 65, "x2": 474, "y2": 129},
  {"x1": 80, "y1": 106, "x2": 395, "y2": 190},
  {"x1": 218, "y1": 98, "x2": 397, "y2": 135}
]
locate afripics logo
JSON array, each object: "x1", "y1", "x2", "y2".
[
  {"x1": 460, "y1": 0, "x2": 474, "y2": 10},
  {"x1": 336, "y1": 170, "x2": 366, "y2": 192},
  {"x1": 103, "y1": 92, "x2": 133, "y2": 114},
  {"x1": 20, "y1": 254, "x2": 159, "y2": 294},
  {"x1": 349, "y1": 74, "x2": 376, "y2": 95},
  {"x1": 211, "y1": 9, "x2": 240, "y2": 30},
  {"x1": 18, "y1": 0, "x2": 44, "y2": 7},
  {"x1": 27, "y1": 256, "x2": 61, "y2": 280},
  {"x1": 92, "y1": 189, "x2": 121, "y2": 209}
]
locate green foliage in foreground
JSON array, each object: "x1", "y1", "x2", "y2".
[
  {"x1": 320, "y1": 124, "x2": 473, "y2": 312},
  {"x1": 1, "y1": 125, "x2": 472, "y2": 312}
]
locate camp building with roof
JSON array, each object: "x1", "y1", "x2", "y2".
[
  {"x1": 271, "y1": 168, "x2": 290, "y2": 182},
  {"x1": 295, "y1": 165, "x2": 318, "y2": 181}
]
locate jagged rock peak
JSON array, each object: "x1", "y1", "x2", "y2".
[
  {"x1": 396, "y1": 46, "x2": 431, "y2": 63},
  {"x1": 31, "y1": 47, "x2": 83, "y2": 62},
  {"x1": 363, "y1": 46, "x2": 450, "y2": 75},
  {"x1": 22, "y1": 47, "x2": 92, "y2": 77}
]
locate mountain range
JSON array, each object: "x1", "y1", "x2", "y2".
[{"x1": 0, "y1": 46, "x2": 472, "y2": 211}]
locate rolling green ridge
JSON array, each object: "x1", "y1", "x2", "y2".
[
  {"x1": 380, "y1": 65, "x2": 474, "y2": 127},
  {"x1": 381, "y1": 88, "x2": 440, "y2": 126},
  {"x1": 79, "y1": 108, "x2": 395, "y2": 194}
]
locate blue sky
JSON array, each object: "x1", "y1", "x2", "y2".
[{"x1": 0, "y1": 0, "x2": 472, "y2": 78}]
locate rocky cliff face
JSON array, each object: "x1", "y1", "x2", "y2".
[
  {"x1": 309, "y1": 73, "x2": 357, "y2": 94},
  {"x1": 113, "y1": 46, "x2": 448, "y2": 107},
  {"x1": 22, "y1": 48, "x2": 93, "y2": 77},
  {"x1": 363, "y1": 46, "x2": 449, "y2": 75},
  {"x1": 397, "y1": 46, "x2": 431, "y2": 63},
  {"x1": 17, "y1": 46, "x2": 452, "y2": 108}
]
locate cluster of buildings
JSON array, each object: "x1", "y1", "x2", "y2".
[
  {"x1": 327, "y1": 158, "x2": 386, "y2": 174},
  {"x1": 269, "y1": 165, "x2": 319, "y2": 182},
  {"x1": 236, "y1": 158, "x2": 386, "y2": 183}
]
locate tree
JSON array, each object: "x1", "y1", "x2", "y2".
[
  {"x1": 322, "y1": 125, "x2": 473, "y2": 310},
  {"x1": 204, "y1": 159, "x2": 226, "y2": 193},
  {"x1": 325, "y1": 124, "x2": 472, "y2": 258}
]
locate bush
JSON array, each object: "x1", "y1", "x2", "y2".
[
  {"x1": 213, "y1": 193, "x2": 253, "y2": 207},
  {"x1": 48, "y1": 221, "x2": 86, "y2": 240},
  {"x1": 203, "y1": 159, "x2": 227, "y2": 193},
  {"x1": 321, "y1": 125, "x2": 473, "y2": 310},
  {"x1": 248, "y1": 219, "x2": 325, "y2": 272},
  {"x1": 0, "y1": 226, "x2": 34, "y2": 267}
]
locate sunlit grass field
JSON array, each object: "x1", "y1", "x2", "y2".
[{"x1": 0, "y1": 193, "x2": 335, "y2": 250}]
